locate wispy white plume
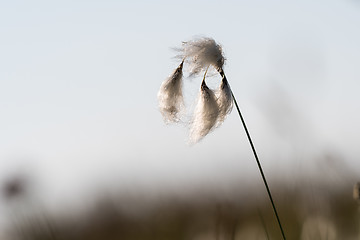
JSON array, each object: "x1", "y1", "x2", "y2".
[
  {"x1": 180, "y1": 37, "x2": 225, "y2": 75},
  {"x1": 159, "y1": 37, "x2": 234, "y2": 143},
  {"x1": 190, "y1": 80, "x2": 219, "y2": 143},
  {"x1": 216, "y1": 76, "x2": 233, "y2": 126},
  {"x1": 157, "y1": 61, "x2": 184, "y2": 123}
]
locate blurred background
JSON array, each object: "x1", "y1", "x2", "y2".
[{"x1": 1, "y1": 0, "x2": 360, "y2": 239}]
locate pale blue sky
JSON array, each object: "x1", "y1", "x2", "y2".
[{"x1": 1, "y1": 0, "x2": 360, "y2": 213}]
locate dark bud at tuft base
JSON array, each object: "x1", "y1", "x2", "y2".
[{"x1": 201, "y1": 79, "x2": 209, "y2": 91}]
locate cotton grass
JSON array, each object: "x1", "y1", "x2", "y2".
[
  {"x1": 180, "y1": 37, "x2": 225, "y2": 75},
  {"x1": 158, "y1": 37, "x2": 286, "y2": 239},
  {"x1": 158, "y1": 37, "x2": 230, "y2": 142},
  {"x1": 190, "y1": 71, "x2": 220, "y2": 143},
  {"x1": 157, "y1": 60, "x2": 184, "y2": 123},
  {"x1": 216, "y1": 76, "x2": 233, "y2": 126}
]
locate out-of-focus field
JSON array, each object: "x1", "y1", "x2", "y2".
[{"x1": 3, "y1": 179, "x2": 360, "y2": 240}]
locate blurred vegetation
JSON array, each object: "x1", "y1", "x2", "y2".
[{"x1": 3, "y1": 180, "x2": 360, "y2": 240}]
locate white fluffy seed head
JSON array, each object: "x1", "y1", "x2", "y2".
[
  {"x1": 216, "y1": 77, "x2": 233, "y2": 126},
  {"x1": 159, "y1": 37, "x2": 233, "y2": 143},
  {"x1": 157, "y1": 61, "x2": 184, "y2": 123},
  {"x1": 180, "y1": 37, "x2": 225, "y2": 76},
  {"x1": 189, "y1": 81, "x2": 219, "y2": 143}
]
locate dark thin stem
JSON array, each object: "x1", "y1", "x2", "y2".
[
  {"x1": 231, "y1": 90, "x2": 286, "y2": 240},
  {"x1": 201, "y1": 65, "x2": 210, "y2": 85},
  {"x1": 219, "y1": 71, "x2": 286, "y2": 240}
]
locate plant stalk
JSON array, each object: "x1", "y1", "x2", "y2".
[{"x1": 220, "y1": 71, "x2": 286, "y2": 240}]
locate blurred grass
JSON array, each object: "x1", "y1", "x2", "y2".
[{"x1": 5, "y1": 181, "x2": 360, "y2": 240}]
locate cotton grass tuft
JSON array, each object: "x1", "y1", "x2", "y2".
[
  {"x1": 180, "y1": 37, "x2": 225, "y2": 75},
  {"x1": 157, "y1": 61, "x2": 184, "y2": 123},
  {"x1": 159, "y1": 37, "x2": 232, "y2": 141},
  {"x1": 159, "y1": 37, "x2": 286, "y2": 239},
  {"x1": 216, "y1": 77, "x2": 233, "y2": 126},
  {"x1": 190, "y1": 80, "x2": 219, "y2": 143}
]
